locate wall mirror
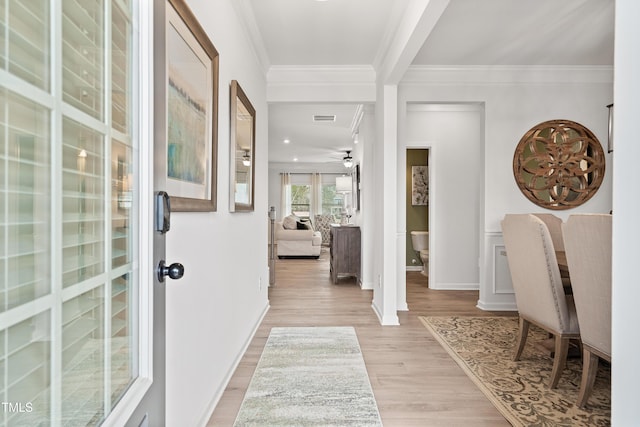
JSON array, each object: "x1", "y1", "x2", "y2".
[
  {"x1": 229, "y1": 80, "x2": 256, "y2": 212},
  {"x1": 513, "y1": 119, "x2": 605, "y2": 210}
]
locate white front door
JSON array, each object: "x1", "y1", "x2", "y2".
[{"x1": 0, "y1": 1, "x2": 168, "y2": 425}]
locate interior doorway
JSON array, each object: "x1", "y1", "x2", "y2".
[{"x1": 406, "y1": 149, "x2": 430, "y2": 283}]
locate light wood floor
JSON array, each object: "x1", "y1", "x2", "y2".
[{"x1": 207, "y1": 248, "x2": 516, "y2": 426}]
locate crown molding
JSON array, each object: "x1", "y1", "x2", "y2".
[
  {"x1": 403, "y1": 65, "x2": 614, "y2": 85},
  {"x1": 266, "y1": 66, "x2": 377, "y2": 102},
  {"x1": 350, "y1": 104, "x2": 365, "y2": 137},
  {"x1": 231, "y1": 0, "x2": 271, "y2": 74},
  {"x1": 372, "y1": 0, "x2": 413, "y2": 72},
  {"x1": 267, "y1": 65, "x2": 376, "y2": 84}
]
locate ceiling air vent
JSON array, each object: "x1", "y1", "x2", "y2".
[{"x1": 313, "y1": 114, "x2": 336, "y2": 122}]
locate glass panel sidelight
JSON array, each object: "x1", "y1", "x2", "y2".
[
  {"x1": 111, "y1": 273, "x2": 137, "y2": 408},
  {"x1": 62, "y1": 117, "x2": 105, "y2": 288},
  {"x1": 112, "y1": 2, "x2": 131, "y2": 134},
  {"x1": 0, "y1": 89, "x2": 51, "y2": 312},
  {"x1": 3, "y1": 312, "x2": 51, "y2": 426},
  {"x1": 2, "y1": 0, "x2": 51, "y2": 90},
  {"x1": 112, "y1": 140, "x2": 132, "y2": 269},
  {"x1": 62, "y1": 0, "x2": 104, "y2": 120},
  {"x1": 0, "y1": 1, "x2": 139, "y2": 425},
  {"x1": 61, "y1": 286, "x2": 105, "y2": 425}
]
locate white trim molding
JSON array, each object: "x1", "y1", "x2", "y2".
[
  {"x1": 478, "y1": 232, "x2": 517, "y2": 311},
  {"x1": 430, "y1": 282, "x2": 480, "y2": 291},
  {"x1": 266, "y1": 66, "x2": 377, "y2": 103},
  {"x1": 371, "y1": 302, "x2": 400, "y2": 326},
  {"x1": 403, "y1": 65, "x2": 614, "y2": 85}
]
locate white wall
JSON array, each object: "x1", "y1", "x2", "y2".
[
  {"x1": 164, "y1": 1, "x2": 269, "y2": 425},
  {"x1": 402, "y1": 104, "x2": 482, "y2": 290},
  {"x1": 400, "y1": 66, "x2": 613, "y2": 310},
  {"x1": 355, "y1": 108, "x2": 375, "y2": 289}
]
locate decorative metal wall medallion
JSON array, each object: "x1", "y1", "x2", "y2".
[{"x1": 513, "y1": 120, "x2": 605, "y2": 210}]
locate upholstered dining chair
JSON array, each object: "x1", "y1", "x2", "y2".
[
  {"x1": 562, "y1": 214, "x2": 612, "y2": 408},
  {"x1": 501, "y1": 214, "x2": 581, "y2": 388},
  {"x1": 532, "y1": 213, "x2": 564, "y2": 251},
  {"x1": 532, "y1": 213, "x2": 571, "y2": 288}
]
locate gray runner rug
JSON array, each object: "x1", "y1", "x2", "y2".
[{"x1": 233, "y1": 326, "x2": 383, "y2": 426}]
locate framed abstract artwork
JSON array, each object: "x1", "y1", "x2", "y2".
[
  {"x1": 411, "y1": 165, "x2": 428, "y2": 206},
  {"x1": 165, "y1": 0, "x2": 219, "y2": 211}
]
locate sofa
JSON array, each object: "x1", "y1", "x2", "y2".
[{"x1": 276, "y1": 215, "x2": 322, "y2": 258}]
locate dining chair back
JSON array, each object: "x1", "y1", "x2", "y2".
[
  {"x1": 532, "y1": 213, "x2": 572, "y2": 288},
  {"x1": 532, "y1": 213, "x2": 565, "y2": 251},
  {"x1": 562, "y1": 213, "x2": 612, "y2": 408},
  {"x1": 501, "y1": 214, "x2": 580, "y2": 388}
]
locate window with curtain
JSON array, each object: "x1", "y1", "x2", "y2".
[
  {"x1": 290, "y1": 184, "x2": 311, "y2": 218},
  {"x1": 282, "y1": 173, "x2": 345, "y2": 220},
  {"x1": 321, "y1": 183, "x2": 344, "y2": 217}
]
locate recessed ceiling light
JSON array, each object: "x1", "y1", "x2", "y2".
[
  {"x1": 293, "y1": 157, "x2": 298, "y2": 162},
  {"x1": 283, "y1": 139, "x2": 290, "y2": 144}
]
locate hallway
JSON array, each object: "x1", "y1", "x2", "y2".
[{"x1": 207, "y1": 249, "x2": 514, "y2": 426}]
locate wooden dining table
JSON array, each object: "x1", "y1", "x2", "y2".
[{"x1": 556, "y1": 251, "x2": 567, "y2": 267}]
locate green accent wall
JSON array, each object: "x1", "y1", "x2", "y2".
[{"x1": 406, "y1": 149, "x2": 429, "y2": 266}]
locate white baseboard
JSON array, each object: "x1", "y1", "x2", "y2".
[
  {"x1": 371, "y1": 302, "x2": 400, "y2": 325},
  {"x1": 360, "y1": 280, "x2": 374, "y2": 290},
  {"x1": 429, "y1": 282, "x2": 480, "y2": 291},
  {"x1": 476, "y1": 300, "x2": 518, "y2": 311},
  {"x1": 197, "y1": 302, "x2": 270, "y2": 427}
]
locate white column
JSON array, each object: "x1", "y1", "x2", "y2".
[{"x1": 612, "y1": 0, "x2": 640, "y2": 423}]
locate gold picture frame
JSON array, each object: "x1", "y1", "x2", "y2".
[{"x1": 229, "y1": 80, "x2": 256, "y2": 212}]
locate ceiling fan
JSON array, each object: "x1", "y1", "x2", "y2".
[{"x1": 342, "y1": 150, "x2": 354, "y2": 168}]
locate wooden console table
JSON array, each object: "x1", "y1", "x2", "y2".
[{"x1": 329, "y1": 225, "x2": 361, "y2": 284}]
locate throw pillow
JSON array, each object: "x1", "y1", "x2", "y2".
[
  {"x1": 296, "y1": 221, "x2": 308, "y2": 230},
  {"x1": 282, "y1": 215, "x2": 298, "y2": 230},
  {"x1": 303, "y1": 218, "x2": 313, "y2": 230}
]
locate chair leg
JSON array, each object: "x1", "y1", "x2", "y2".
[
  {"x1": 577, "y1": 349, "x2": 600, "y2": 408},
  {"x1": 513, "y1": 318, "x2": 530, "y2": 361},
  {"x1": 549, "y1": 335, "x2": 570, "y2": 388}
]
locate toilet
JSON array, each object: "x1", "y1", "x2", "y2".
[{"x1": 410, "y1": 231, "x2": 429, "y2": 277}]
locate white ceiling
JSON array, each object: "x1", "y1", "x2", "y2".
[
  {"x1": 413, "y1": 0, "x2": 614, "y2": 66},
  {"x1": 238, "y1": 0, "x2": 615, "y2": 164},
  {"x1": 248, "y1": 0, "x2": 409, "y2": 66},
  {"x1": 268, "y1": 103, "x2": 363, "y2": 164}
]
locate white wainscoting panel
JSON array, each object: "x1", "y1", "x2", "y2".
[
  {"x1": 477, "y1": 232, "x2": 517, "y2": 311},
  {"x1": 493, "y1": 244, "x2": 514, "y2": 294}
]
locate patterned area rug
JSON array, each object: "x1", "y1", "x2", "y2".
[
  {"x1": 419, "y1": 316, "x2": 610, "y2": 427},
  {"x1": 233, "y1": 326, "x2": 382, "y2": 426}
]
